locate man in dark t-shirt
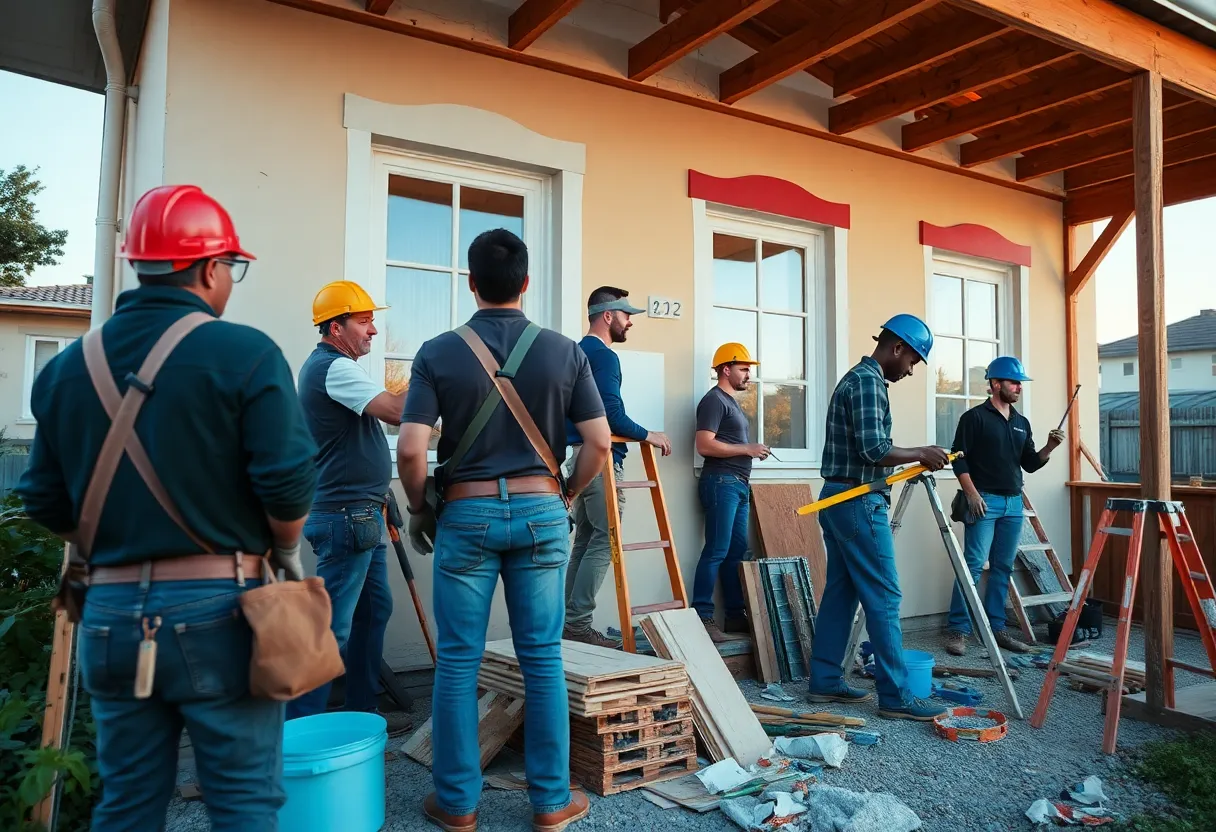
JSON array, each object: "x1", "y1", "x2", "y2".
[
  {"x1": 692, "y1": 342, "x2": 770, "y2": 643},
  {"x1": 397, "y1": 229, "x2": 610, "y2": 832}
]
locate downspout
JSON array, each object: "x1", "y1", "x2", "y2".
[{"x1": 91, "y1": 0, "x2": 128, "y2": 328}]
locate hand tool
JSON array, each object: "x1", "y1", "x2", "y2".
[
  {"x1": 793, "y1": 452, "x2": 963, "y2": 516},
  {"x1": 385, "y1": 491, "x2": 437, "y2": 664},
  {"x1": 1056, "y1": 383, "x2": 1082, "y2": 432},
  {"x1": 931, "y1": 682, "x2": 983, "y2": 706}
]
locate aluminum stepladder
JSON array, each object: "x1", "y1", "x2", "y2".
[
  {"x1": 601, "y1": 435, "x2": 688, "y2": 653},
  {"x1": 841, "y1": 472, "x2": 1024, "y2": 718},
  {"x1": 1031, "y1": 497, "x2": 1216, "y2": 753}
]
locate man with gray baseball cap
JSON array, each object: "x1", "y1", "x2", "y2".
[{"x1": 563, "y1": 287, "x2": 672, "y2": 648}]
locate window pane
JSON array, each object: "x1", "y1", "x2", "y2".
[
  {"x1": 387, "y1": 175, "x2": 452, "y2": 267},
  {"x1": 935, "y1": 397, "x2": 970, "y2": 447},
  {"x1": 713, "y1": 234, "x2": 757, "y2": 308},
  {"x1": 33, "y1": 340, "x2": 61, "y2": 380},
  {"x1": 712, "y1": 307, "x2": 757, "y2": 364},
  {"x1": 763, "y1": 383, "x2": 807, "y2": 449},
  {"x1": 967, "y1": 340, "x2": 997, "y2": 397},
  {"x1": 760, "y1": 242, "x2": 804, "y2": 312},
  {"x1": 383, "y1": 358, "x2": 410, "y2": 439},
  {"x1": 932, "y1": 275, "x2": 963, "y2": 335},
  {"x1": 456, "y1": 277, "x2": 477, "y2": 325},
  {"x1": 933, "y1": 336, "x2": 963, "y2": 394},
  {"x1": 759, "y1": 314, "x2": 805, "y2": 380},
  {"x1": 385, "y1": 266, "x2": 452, "y2": 356},
  {"x1": 734, "y1": 385, "x2": 761, "y2": 444},
  {"x1": 966, "y1": 280, "x2": 997, "y2": 340},
  {"x1": 458, "y1": 187, "x2": 525, "y2": 269}
]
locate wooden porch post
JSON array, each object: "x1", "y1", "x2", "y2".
[
  {"x1": 1132, "y1": 70, "x2": 1173, "y2": 710},
  {"x1": 1065, "y1": 224, "x2": 1082, "y2": 482}
]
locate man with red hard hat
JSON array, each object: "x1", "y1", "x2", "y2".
[{"x1": 17, "y1": 184, "x2": 318, "y2": 830}]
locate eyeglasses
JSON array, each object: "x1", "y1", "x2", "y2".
[{"x1": 213, "y1": 257, "x2": 250, "y2": 283}]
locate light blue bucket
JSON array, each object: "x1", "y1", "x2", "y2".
[
  {"x1": 904, "y1": 649, "x2": 935, "y2": 699},
  {"x1": 279, "y1": 712, "x2": 387, "y2": 832}
]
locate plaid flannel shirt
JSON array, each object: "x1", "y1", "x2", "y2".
[{"x1": 820, "y1": 356, "x2": 894, "y2": 483}]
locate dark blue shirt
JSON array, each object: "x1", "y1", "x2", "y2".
[
  {"x1": 565, "y1": 336, "x2": 648, "y2": 465},
  {"x1": 820, "y1": 356, "x2": 894, "y2": 483},
  {"x1": 696, "y1": 386, "x2": 753, "y2": 480},
  {"x1": 951, "y1": 399, "x2": 1046, "y2": 495},
  {"x1": 16, "y1": 286, "x2": 318, "y2": 567}
]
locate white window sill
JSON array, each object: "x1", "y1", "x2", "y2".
[{"x1": 15, "y1": 417, "x2": 35, "y2": 425}]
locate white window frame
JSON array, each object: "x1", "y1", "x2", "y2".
[
  {"x1": 22, "y1": 336, "x2": 73, "y2": 421},
  {"x1": 691, "y1": 200, "x2": 849, "y2": 479},
  {"x1": 923, "y1": 249, "x2": 1028, "y2": 457}
]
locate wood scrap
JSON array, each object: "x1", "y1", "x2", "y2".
[
  {"x1": 739, "y1": 562, "x2": 780, "y2": 683},
  {"x1": 934, "y1": 664, "x2": 1020, "y2": 681},
  {"x1": 402, "y1": 691, "x2": 523, "y2": 768},
  {"x1": 641, "y1": 770, "x2": 722, "y2": 813},
  {"x1": 639, "y1": 609, "x2": 772, "y2": 766},
  {"x1": 783, "y1": 572, "x2": 815, "y2": 675},
  {"x1": 750, "y1": 484, "x2": 828, "y2": 607},
  {"x1": 750, "y1": 704, "x2": 865, "y2": 727}
]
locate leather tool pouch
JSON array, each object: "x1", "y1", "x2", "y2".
[{"x1": 52, "y1": 553, "x2": 88, "y2": 623}]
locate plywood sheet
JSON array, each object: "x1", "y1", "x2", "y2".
[
  {"x1": 483, "y1": 638, "x2": 684, "y2": 684},
  {"x1": 751, "y1": 484, "x2": 828, "y2": 607}
]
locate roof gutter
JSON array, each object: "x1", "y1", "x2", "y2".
[{"x1": 91, "y1": 0, "x2": 130, "y2": 328}]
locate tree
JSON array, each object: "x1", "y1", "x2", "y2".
[{"x1": 0, "y1": 166, "x2": 68, "y2": 287}]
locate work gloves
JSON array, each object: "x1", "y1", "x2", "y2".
[
  {"x1": 270, "y1": 540, "x2": 305, "y2": 581},
  {"x1": 408, "y1": 503, "x2": 437, "y2": 556}
]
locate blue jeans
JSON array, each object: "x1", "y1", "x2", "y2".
[
  {"x1": 947, "y1": 492, "x2": 1024, "y2": 635},
  {"x1": 287, "y1": 502, "x2": 393, "y2": 719},
  {"x1": 808, "y1": 482, "x2": 911, "y2": 709},
  {"x1": 430, "y1": 491, "x2": 571, "y2": 816},
  {"x1": 79, "y1": 577, "x2": 285, "y2": 831},
  {"x1": 692, "y1": 472, "x2": 751, "y2": 620}
]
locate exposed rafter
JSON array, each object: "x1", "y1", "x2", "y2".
[
  {"x1": 901, "y1": 62, "x2": 1129, "y2": 151},
  {"x1": 718, "y1": 0, "x2": 938, "y2": 105},
  {"x1": 1067, "y1": 211, "x2": 1132, "y2": 296},
  {"x1": 629, "y1": 0, "x2": 782, "y2": 81},
  {"x1": 1066, "y1": 127, "x2": 1216, "y2": 190},
  {"x1": 828, "y1": 33, "x2": 1070, "y2": 135},
  {"x1": 365, "y1": 0, "x2": 393, "y2": 12},
  {"x1": 508, "y1": 0, "x2": 583, "y2": 52},
  {"x1": 659, "y1": 0, "x2": 688, "y2": 23},
  {"x1": 1065, "y1": 153, "x2": 1216, "y2": 223},
  {"x1": 831, "y1": 13, "x2": 1008, "y2": 98}
]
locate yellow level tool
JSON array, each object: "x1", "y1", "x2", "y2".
[{"x1": 794, "y1": 452, "x2": 963, "y2": 516}]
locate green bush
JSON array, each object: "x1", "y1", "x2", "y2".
[
  {"x1": 0, "y1": 493, "x2": 97, "y2": 831},
  {"x1": 1119, "y1": 732, "x2": 1216, "y2": 832}
]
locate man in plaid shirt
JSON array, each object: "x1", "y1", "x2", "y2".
[{"x1": 806, "y1": 314, "x2": 952, "y2": 721}]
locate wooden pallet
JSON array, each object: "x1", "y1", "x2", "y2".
[
  {"x1": 571, "y1": 715, "x2": 694, "y2": 752},
  {"x1": 571, "y1": 752, "x2": 698, "y2": 796},
  {"x1": 571, "y1": 735, "x2": 696, "y2": 773},
  {"x1": 476, "y1": 667, "x2": 688, "y2": 715},
  {"x1": 569, "y1": 696, "x2": 690, "y2": 732}
]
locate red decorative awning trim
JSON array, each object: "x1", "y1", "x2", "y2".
[
  {"x1": 688, "y1": 170, "x2": 850, "y2": 229},
  {"x1": 919, "y1": 221, "x2": 1031, "y2": 267}
]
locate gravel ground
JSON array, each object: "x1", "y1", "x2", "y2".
[{"x1": 163, "y1": 620, "x2": 1208, "y2": 831}]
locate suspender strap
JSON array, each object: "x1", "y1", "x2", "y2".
[
  {"x1": 446, "y1": 322, "x2": 562, "y2": 483},
  {"x1": 76, "y1": 311, "x2": 218, "y2": 558}
]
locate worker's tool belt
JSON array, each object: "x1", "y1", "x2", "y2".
[
  {"x1": 825, "y1": 477, "x2": 862, "y2": 486},
  {"x1": 60, "y1": 311, "x2": 344, "y2": 701},
  {"x1": 444, "y1": 475, "x2": 563, "y2": 503}
]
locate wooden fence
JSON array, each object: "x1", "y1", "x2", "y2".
[{"x1": 1099, "y1": 406, "x2": 1216, "y2": 482}]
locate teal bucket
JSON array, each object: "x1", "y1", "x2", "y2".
[
  {"x1": 279, "y1": 712, "x2": 387, "y2": 832},
  {"x1": 904, "y1": 649, "x2": 935, "y2": 699}
]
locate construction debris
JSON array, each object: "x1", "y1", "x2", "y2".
[{"x1": 773, "y1": 734, "x2": 848, "y2": 767}]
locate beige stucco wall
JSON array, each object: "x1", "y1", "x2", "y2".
[
  {"x1": 0, "y1": 312, "x2": 89, "y2": 441},
  {"x1": 141, "y1": 0, "x2": 1099, "y2": 670}
]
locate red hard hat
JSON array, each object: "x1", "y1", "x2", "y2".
[{"x1": 120, "y1": 184, "x2": 255, "y2": 271}]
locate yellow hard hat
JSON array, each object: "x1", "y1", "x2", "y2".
[
  {"x1": 312, "y1": 280, "x2": 389, "y2": 325},
  {"x1": 712, "y1": 342, "x2": 759, "y2": 369}
]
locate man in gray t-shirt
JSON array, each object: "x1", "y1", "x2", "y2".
[{"x1": 692, "y1": 342, "x2": 770, "y2": 643}]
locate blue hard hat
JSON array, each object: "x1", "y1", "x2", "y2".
[
  {"x1": 880, "y1": 314, "x2": 934, "y2": 360},
  {"x1": 986, "y1": 356, "x2": 1032, "y2": 382}
]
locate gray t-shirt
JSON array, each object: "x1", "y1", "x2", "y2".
[
  {"x1": 402, "y1": 308, "x2": 605, "y2": 485},
  {"x1": 696, "y1": 386, "x2": 753, "y2": 480}
]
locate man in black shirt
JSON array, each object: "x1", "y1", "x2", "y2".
[
  {"x1": 693, "y1": 342, "x2": 770, "y2": 643},
  {"x1": 397, "y1": 229, "x2": 610, "y2": 832},
  {"x1": 945, "y1": 356, "x2": 1063, "y2": 656}
]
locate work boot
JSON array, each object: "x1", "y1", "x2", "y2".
[
  {"x1": 806, "y1": 683, "x2": 873, "y2": 704},
  {"x1": 994, "y1": 629, "x2": 1033, "y2": 654},
  {"x1": 701, "y1": 617, "x2": 731, "y2": 644},
  {"x1": 943, "y1": 630, "x2": 967, "y2": 657},
  {"x1": 423, "y1": 793, "x2": 477, "y2": 832},
  {"x1": 533, "y1": 789, "x2": 590, "y2": 832},
  {"x1": 563, "y1": 624, "x2": 622, "y2": 650},
  {"x1": 723, "y1": 614, "x2": 750, "y2": 635},
  {"x1": 877, "y1": 697, "x2": 949, "y2": 722}
]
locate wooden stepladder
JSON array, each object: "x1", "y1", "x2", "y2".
[
  {"x1": 602, "y1": 436, "x2": 688, "y2": 653},
  {"x1": 1031, "y1": 497, "x2": 1216, "y2": 753},
  {"x1": 1005, "y1": 490, "x2": 1076, "y2": 644}
]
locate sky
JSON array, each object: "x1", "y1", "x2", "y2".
[{"x1": 1, "y1": 68, "x2": 1213, "y2": 344}]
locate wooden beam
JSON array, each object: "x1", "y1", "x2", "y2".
[
  {"x1": 829, "y1": 33, "x2": 1070, "y2": 135},
  {"x1": 1064, "y1": 223, "x2": 1082, "y2": 483},
  {"x1": 1064, "y1": 153, "x2": 1216, "y2": 222},
  {"x1": 1067, "y1": 211, "x2": 1132, "y2": 297},
  {"x1": 628, "y1": 0, "x2": 782, "y2": 81},
  {"x1": 365, "y1": 0, "x2": 393, "y2": 12},
  {"x1": 1066, "y1": 127, "x2": 1216, "y2": 190},
  {"x1": 1016, "y1": 100, "x2": 1215, "y2": 181},
  {"x1": 659, "y1": 0, "x2": 688, "y2": 23},
  {"x1": 954, "y1": 0, "x2": 1216, "y2": 104},
  {"x1": 718, "y1": 0, "x2": 938, "y2": 105},
  {"x1": 726, "y1": 17, "x2": 836, "y2": 88},
  {"x1": 902, "y1": 63, "x2": 1129, "y2": 151},
  {"x1": 831, "y1": 13, "x2": 1008, "y2": 98},
  {"x1": 1132, "y1": 70, "x2": 1172, "y2": 714},
  {"x1": 508, "y1": 0, "x2": 582, "y2": 51}
]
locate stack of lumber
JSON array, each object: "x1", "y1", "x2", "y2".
[
  {"x1": 1060, "y1": 652, "x2": 1146, "y2": 694},
  {"x1": 750, "y1": 703, "x2": 865, "y2": 733},
  {"x1": 640, "y1": 608, "x2": 773, "y2": 767}
]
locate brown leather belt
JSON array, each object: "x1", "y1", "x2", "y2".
[
  {"x1": 88, "y1": 553, "x2": 269, "y2": 586},
  {"x1": 444, "y1": 475, "x2": 562, "y2": 502}
]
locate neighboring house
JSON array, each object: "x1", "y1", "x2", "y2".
[
  {"x1": 1098, "y1": 309, "x2": 1216, "y2": 393},
  {"x1": 8, "y1": 0, "x2": 1216, "y2": 671},
  {"x1": 0, "y1": 285, "x2": 91, "y2": 443}
]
